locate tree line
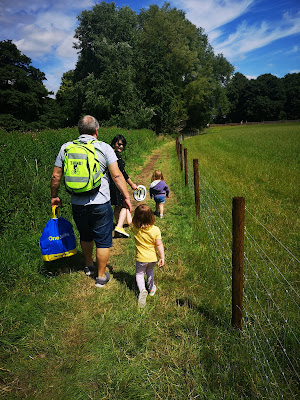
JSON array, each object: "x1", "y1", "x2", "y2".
[{"x1": 0, "y1": 2, "x2": 299, "y2": 132}]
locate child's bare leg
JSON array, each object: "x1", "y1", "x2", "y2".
[
  {"x1": 126, "y1": 208, "x2": 132, "y2": 225},
  {"x1": 159, "y1": 203, "x2": 164, "y2": 217}
]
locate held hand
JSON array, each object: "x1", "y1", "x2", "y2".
[
  {"x1": 158, "y1": 258, "x2": 164, "y2": 268},
  {"x1": 51, "y1": 197, "x2": 62, "y2": 207},
  {"x1": 132, "y1": 183, "x2": 138, "y2": 190},
  {"x1": 124, "y1": 197, "x2": 132, "y2": 213}
]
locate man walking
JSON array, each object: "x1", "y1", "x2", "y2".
[{"x1": 51, "y1": 115, "x2": 132, "y2": 287}]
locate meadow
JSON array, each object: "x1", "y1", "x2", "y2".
[
  {"x1": 0, "y1": 123, "x2": 299, "y2": 399},
  {"x1": 184, "y1": 123, "x2": 299, "y2": 252}
]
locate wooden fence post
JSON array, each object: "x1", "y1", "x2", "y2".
[
  {"x1": 193, "y1": 159, "x2": 200, "y2": 217},
  {"x1": 180, "y1": 143, "x2": 183, "y2": 171},
  {"x1": 231, "y1": 197, "x2": 245, "y2": 330},
  {"x1": 184, "y1": 148, "x2": 188, "y2": 186}
]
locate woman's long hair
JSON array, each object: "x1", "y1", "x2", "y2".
[{"x1": 110, "y1": 135, "x2": 127, "y2": 150}]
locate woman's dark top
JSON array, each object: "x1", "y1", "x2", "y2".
[{"x1": 109, "y1": 152, "x2": 129, "y2": 206}]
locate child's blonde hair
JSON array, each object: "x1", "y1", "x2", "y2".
[
  {"x1": 152, "y1": 169, "x2": 164, "y2": 181},
  {"x1": 132, "y1": 204, "x2": 155, "y2": 228}
]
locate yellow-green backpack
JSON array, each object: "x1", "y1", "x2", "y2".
[{"x1": 64, "y1": 139, "x2": 104, "y2": 195}]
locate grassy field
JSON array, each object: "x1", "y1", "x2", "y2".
[
  {"x1": 180, "y1": 123, "x2": 300, "y2": 398},
  {"x1": 0, "y1": 124, "x2": 299, "y2": 399},
  {"x1": 183, "y1": 123, "x2": 299, "y2": 257}
]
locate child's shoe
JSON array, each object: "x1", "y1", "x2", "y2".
[
  {"x1": 160, "y1": 214, "x2": 163, "y2": 218},
  {"x1": 138, "y1": 289, "x2": 148, "y2": 308},
  {"x1": 84, "y1": 265, "x2": 95, "y2": 276},
  {"x1": 149, "y1": 284, "x2": 157, "y2": 297},
  {"x1": 114, "y1": 227, "x2": 129, "y2": 237},
  {"x1": 154, "y1": 211, "x2": 160, "y2": 217}
]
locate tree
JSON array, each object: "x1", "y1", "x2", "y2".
[
  {"x1": 0, "y1": 40, "x2": 49, "y2": 128},
  {"x1": 58, "y1": 2, "x2": 234, "y2": 132},
  {"x1": 226, "y1": 72, "x2": 249, "y2": 122},
  {"x1": 283, "y1": 73, "x2": 300, "y2": 120},
  {"x1": 70, "y1": 2, "x2": 150, "y2": 128},
  {"x1": 138, "y1": 4, "x2": 233, "y2": 131},
  {"x1": 243, "y1": 74, "x2": 286, "y2": 121}
]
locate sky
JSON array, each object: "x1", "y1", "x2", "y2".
[{"x1": 0, "y1": 0, "x2": 299, "y2": 95}]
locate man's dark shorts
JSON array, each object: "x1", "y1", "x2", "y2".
[{"x1": 72, "y1": 202, "x2": 113, "y2": 248}]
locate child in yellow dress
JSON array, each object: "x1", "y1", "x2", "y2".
[{"x1": 132, "y1": 204, "x2": 165, "y2": 308}]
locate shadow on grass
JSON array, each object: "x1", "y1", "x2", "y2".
[
  {"x1": 176, "y1": 298, "x2": 229, "y2": 329},
  {"x1": 107, "y1": 264, "x2": 138, "y2": 296},
  {"x1": 40, "y1": 251, "x2": 85, "y2": 277}
]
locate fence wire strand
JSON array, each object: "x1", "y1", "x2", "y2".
[{"x1": 181, "y1": 146, "x2": 299, "y2": 398}]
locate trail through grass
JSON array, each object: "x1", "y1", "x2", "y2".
[
  {"x1": 1, "y1": 141, "x2": 259, "y2": 399},
  {"x1": 1, "y1": 127, "x2": 298, "y2": 399}
]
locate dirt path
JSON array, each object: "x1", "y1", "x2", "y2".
[{"x1": 110, "y1": 145, "x2": 170, "y2": 256}]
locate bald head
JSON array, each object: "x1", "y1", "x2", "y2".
[{"x1": 78, "y1": 115, "x2": 99, "y2": 136}]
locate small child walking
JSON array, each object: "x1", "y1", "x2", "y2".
[
  {"x1": 149, "y1": 170, "x2": 169, "y2": 218},
  {"x1": 132, "y1": 204, "x2": 165, "y2": 308}
]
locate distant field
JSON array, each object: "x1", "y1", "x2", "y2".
[{"x1": 183, "y1": 123, "x2": 300, "y2": 257}]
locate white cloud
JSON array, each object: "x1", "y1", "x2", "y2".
[
  {"x1": 174, "y1": 0, "x2": 254, "y2": 32},
  {"x1": 286, "y1": 45, "x2": 299, "y2": 54},
  {"x1": 174, "y1": 1, "x2": 300, "y2": 64},
  {"x1": 14, "y1": 24, "x2": 67, "y2": 58},
  {"x1": 35, "y1": 12, "x2": 76, "y2": 32},
  {"x1": 0, "y1": 0, "x2": 48, "y2": 14},
  {"x1": 212, "y1": 11, "x2": 300, "y2": 59},
  {"x1": 0, "y1": 0, "x2": 97, "y2": 95},
  {"x1": 57, "y1": 35, "x2": 79, "y2": 58}
]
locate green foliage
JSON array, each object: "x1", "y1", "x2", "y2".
[
  {"x1": 283, "y1": 73, "x2": 300, "y2": 120},
  {"x1": 226, "y1": 72, "x2": 300, "y2": 122},
  {"x1": 57, "y1": 2, "x2": 234, "y2": 132},
  {"x1": 0, "y1": 40, "x2": 68, "y2": 131},
  {"x1": 0, "y1": 40, "x2": 49, "y2": 125}
]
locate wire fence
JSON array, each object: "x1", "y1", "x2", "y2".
[{"x1": 182, "y1": 144, "x2": 299, "y2": 398}]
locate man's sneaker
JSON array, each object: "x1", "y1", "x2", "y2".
[
  {"x1": 84, "y1": 266, "x2": 95, "y2": 276},
  {"x1": 138, "y1": 289, "x2": 148, "y2": 308},
  {"x1": 149, "y1": 284, "x2": 157, "y2": 297},
  {"x1": 114, "y1": 227, "x2": 129, "y2": 237},
  {"x1": 95, "y1": 272, "x2": 110, "y2": 288}
]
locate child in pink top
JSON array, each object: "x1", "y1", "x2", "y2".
[{"x1": 132, "y1": 204, "x2": 165, "y2": 308}]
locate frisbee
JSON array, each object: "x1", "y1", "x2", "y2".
[{"x1": 133, "y1": 185, "x2": 147, "y2": 201}]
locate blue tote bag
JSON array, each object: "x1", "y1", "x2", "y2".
[{"x1": 39, "y1": 206, "x2": 77, "y2": 261}]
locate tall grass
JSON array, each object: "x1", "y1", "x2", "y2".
[
  {"x1": 0, "y1": 125, "x2": 298, "y2": 399},
  {"x1": 1, "y1": 140, "x2": 260, "y2": 399},
  {"x1": 0, "y1": 126, "x2": 158, "y2": 291}
]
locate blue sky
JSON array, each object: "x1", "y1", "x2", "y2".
[{"x1": 0, "y1": 0, "x2": 299, "y2": 95}]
